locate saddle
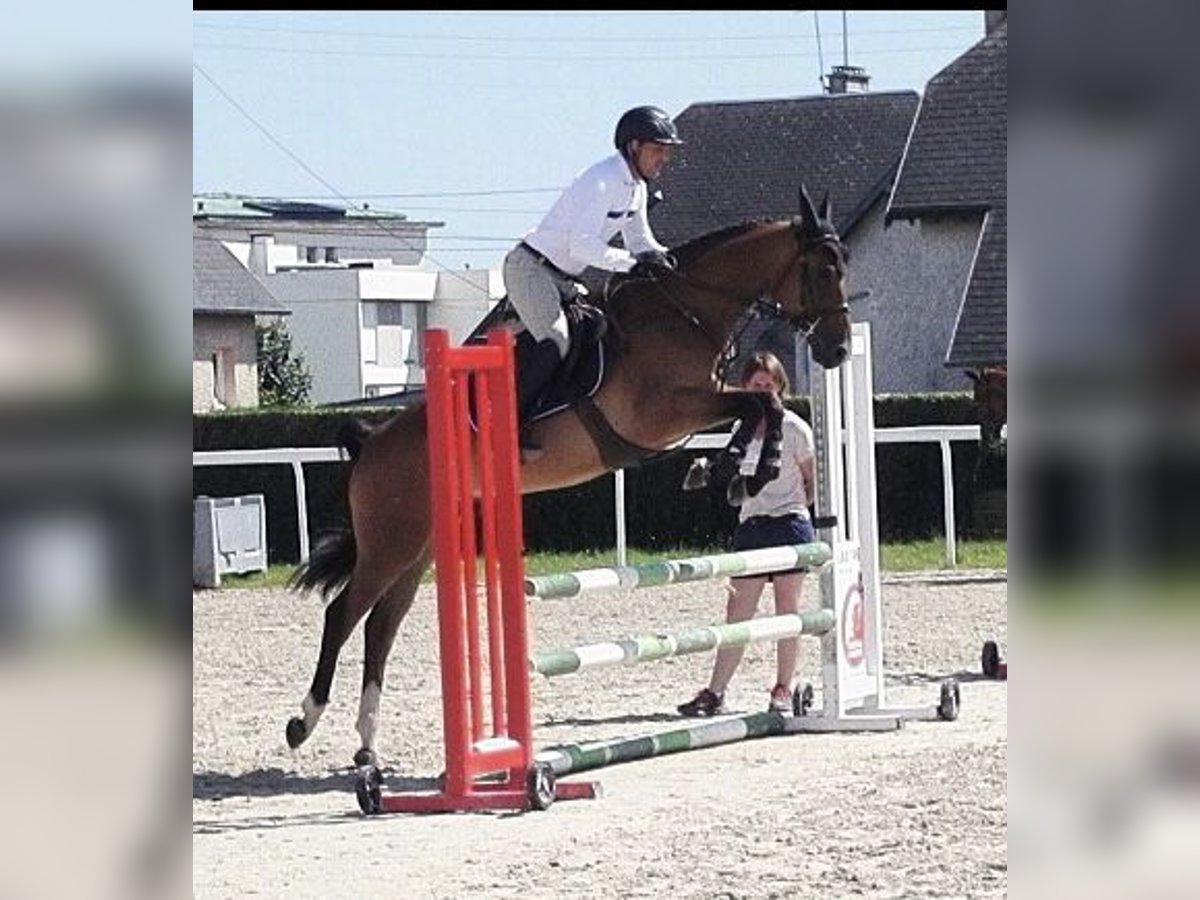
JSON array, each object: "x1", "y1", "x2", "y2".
[{"x1": 465, "y1": 294, "x2": 609, "y2": 425}]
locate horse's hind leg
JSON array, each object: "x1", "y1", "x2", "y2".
[
  {"x1": 285, "y1": 561, "x2": 397, "y2": 751},
  {"x1": 353, "y1": 552, "x2": 431, "y2": 768}
]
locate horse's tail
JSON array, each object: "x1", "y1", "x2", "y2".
[{"x1": 289, "y1": 528, "x2": 357, "y2": 601}]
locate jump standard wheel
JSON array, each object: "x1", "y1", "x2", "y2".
[
  {"x1": 527, "y1": 762, "x2": 557, "y2": 811},
  {"x1": 792, "y1": 682, "x2": 815, "y2": 717},
  {"x1": 355, "y1": 764, "x2": 383, "y2": 815},
  {"x1": 982, "y1": 640, "x2": 1002, "y2": 679},
  {"x1": 937, "y1": 679, "x2": 961, "y2": 722}
]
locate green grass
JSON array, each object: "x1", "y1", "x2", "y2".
[
  {"x1": 208, "y1": 538, "x2": 1006, "y2": 591},
  {"x1": 210, "y1": 566, "x2": 299, "y2": 591},
  {"x1": 880, "y1": 538, "x2": 1007, "y2": 572}
]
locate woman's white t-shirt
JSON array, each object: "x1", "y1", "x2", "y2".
[{"x1": 736, "y1": 409, "x2": 814, "y2": 522}]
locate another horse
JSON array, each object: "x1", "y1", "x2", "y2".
[
  {"x1": 966, "y1": 365, "x2": 1007, "y2": 446},
  {"x1": 286, "y1": 186, "x2": 853, "y2": 768}
]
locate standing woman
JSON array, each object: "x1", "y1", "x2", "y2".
[{"x1": 677, "y1": 351, "x2": 817, "y2": 716}]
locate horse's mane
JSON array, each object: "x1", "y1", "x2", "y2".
[
  {"x1": 605, "y1": 219, "x2": 782, "y2": 329},
  {"x1": 670, "y1": 219, "x2": 777, "y2": 268}
]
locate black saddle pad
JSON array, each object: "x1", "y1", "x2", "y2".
[{"x1": 465, "y1": 297, "x2": 607, "y2": 428}]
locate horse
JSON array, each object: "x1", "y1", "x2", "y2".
[
  {"x1": 966, "y1": 365, "x2": 1007, "y2": 446},
  {"x1": 285, "y1": 185, "x2": 854, "y2": 768}
]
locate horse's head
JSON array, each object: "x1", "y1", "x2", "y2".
[{"x1": 783, "y1": 185, "x2": 852, "y2": 368}]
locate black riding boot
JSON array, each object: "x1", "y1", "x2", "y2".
[{"x1": 514, "y1": 336, "x2": 563, "y2": 454}]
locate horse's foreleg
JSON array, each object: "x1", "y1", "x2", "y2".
[
  {"x1": 285, "y1": 566, "x2": 395, "y2": 751},
  {"x1": 727, "y1": 396, "x2": 785, "y2": 505},
  {"x1": 353, "y1": 555, "x2": 430, "y2": 768},
  {"x1": 750, "y1": 394, "x2": 785, "y2": 485},
  {"x1": 709, "y1": 392, "x2": 770, "y2": 486}
]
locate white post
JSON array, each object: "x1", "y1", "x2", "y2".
[
  {"x1": 291, "y1": 460, "x2": 310, "y2": 563},
  {"x1": 940, "y1": 439, "x2": 956, "y2": 569},
  {"x1": 614, "y1": 469, "x2": 627, "y2": 567}
]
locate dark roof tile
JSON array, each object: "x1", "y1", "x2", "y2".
[
  {"x1": 193, "y1": 232, "x2": 289, "y2": 316},
  {"x1": 651, "y1": 91, "x2": 920, "y2": 246},
  {"x1": 947, "y1": 207, "x2": 1007, "y2": 367},
  {"x1": 887, "y1": 21, "x2": 1006, "y2": 219}
]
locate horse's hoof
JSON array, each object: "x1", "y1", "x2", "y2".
[
  {"x1": 726, "y1": 475, "x2": 749, "y2": 507},
  {"x1": 285, "y1": 717, "x2": 308, "y2": 749},
  {"x1": 682, "y1": 457, "x2": 711, "y2": 491},
  {"x1": 353, "y1": 747, "x2": 378, "y2": 768}
]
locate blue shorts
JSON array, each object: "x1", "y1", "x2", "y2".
[{"x1": 730, "y1": 514, "x2": 815, "y2": 581}]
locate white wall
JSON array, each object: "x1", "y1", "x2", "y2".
[
  {"x1": 430, "y1": 267, "x2": 503, "y2": 344},
  {"x1": 268, "y1": 283, "x2": 362, "y2": 404},
  {"x1": 201, "y1": 231, "x2": 505, "y2": 401},
  {"x1": 192, "y1": 315, "x2": 258, "y2": 411},
  {"x1": 853, "y1": 202, "x2": 981, "y2": 393},
  {"x1": 202, "y1": 221, "x2": 429, "y2": 267}
]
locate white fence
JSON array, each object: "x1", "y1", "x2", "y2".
[
  {"x1": 193, "y1": 447, "x2": 346, "y2": 563},
  {"x1": 192, "y1": 424, "x2": 1003, "y2": 568}
]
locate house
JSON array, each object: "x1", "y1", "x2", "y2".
[
  {"x1": 193, "y1": 194, "x2": 503, "y2": 404},
  {"x1": 886, "y1": 13, "x2": 1007, "y2": 374},
  {"x1": 193, "y1": 230, "x2": 289, "y2": 412},
  {"x1": 649, "y1": 87, "x2": 935, "y2": 393},
  {"x1": 647, "y1": 13, "x2": 1005, "y2": 394}
]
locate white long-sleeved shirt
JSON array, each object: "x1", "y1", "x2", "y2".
[{"x1": 521, "y1": 153, "x2": 668, "y2": 277}]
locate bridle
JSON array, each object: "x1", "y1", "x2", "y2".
[
  {"x1": 658, "y1": 221, "x2": 847, "y2": 329},
  {"x1": 786, "y1": 221, "x2": 850, "y2": 338},
  {"x1": 618, "y1": 221, "x2": 850, "y2": 386}
]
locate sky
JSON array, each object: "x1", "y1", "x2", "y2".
[{"x1": 193, "y1": 10, "x2": 989, "y2": 272}]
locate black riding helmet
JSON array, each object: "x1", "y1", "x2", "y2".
[{"x1": 614, "y1": 106, "x2": 684, "y2": 156}]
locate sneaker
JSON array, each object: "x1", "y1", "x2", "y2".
[
  {"x1": 767, "y1": 683, "x2": 792, "y2": 713},
  {"x1": 677, "y1": 688, "x2": 725, "y2": 718}
]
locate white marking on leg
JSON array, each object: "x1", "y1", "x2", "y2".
[
  {"x1": 301, "y1": 692, "x2": 325, "y2": 733},
  {"x1": 356, "y1": 682, "x2": 382, "y2": 753}
]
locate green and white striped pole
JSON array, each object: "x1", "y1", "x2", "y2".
[
  {"x1": 530, "y1": 610, "x2": 834, "y2": 678},
  {"x1": 534, "y1": 711, "x2": 787, "y2": 776},
  {"x1": 525, "y1": 543, "x2": 833, "y2": 600}
]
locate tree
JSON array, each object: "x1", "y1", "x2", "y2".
[{"x1": 256, "y1": 319, "x2": 313, "y2": 407}]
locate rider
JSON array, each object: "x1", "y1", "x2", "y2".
[{"x1": 502, "y1": 105, "x2": 684, "y2": 454}]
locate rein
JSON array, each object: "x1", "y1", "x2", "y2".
[{"x1": 628, "y1": 230, "x2": 848, "y2": 387}]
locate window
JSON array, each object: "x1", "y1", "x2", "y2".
[{"x1": 361, "y1": 301, "x2": 429, "y2": 368}]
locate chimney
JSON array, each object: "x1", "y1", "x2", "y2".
[
  {"x1": 248, "y1": 233, "x2": 274, "y2": 276},
  {"x1": 825, "y1": 64, "x2": 870, "y2": 95}
]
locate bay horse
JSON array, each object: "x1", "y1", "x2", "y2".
[{"x1": 286, "y1": 186, "x2": 853, "y2": 768}]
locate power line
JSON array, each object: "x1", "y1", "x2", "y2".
[
  {"x1": 813, "y1": 11, "x2": 825, "y2": 91},
  {"x1": 192, "y1": 21, "x2": 983, "y2": 43},
  {"x1": 192, "y1": 62, "x2": 494, "y2": 288},
  {"x1": 193, "y1": 42, "x2": 973, "y2": 63},
  {"x1": 193, "y1": 233, "x2": 515, "y2": 253},
  {"x1": 271, "y1": 187, "x2": 563, "y2": 199}
]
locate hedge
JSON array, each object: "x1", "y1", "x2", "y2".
[{"x1": 194, "y1": 395, "x2": 1006, "y2": 564}]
